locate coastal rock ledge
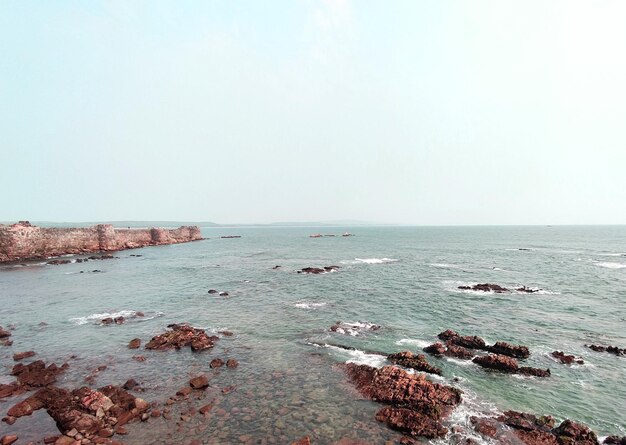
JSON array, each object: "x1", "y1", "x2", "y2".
[{"x1": 0, "y1": 221, "x2": 203, "y2": 263}]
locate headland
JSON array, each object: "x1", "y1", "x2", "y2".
[{"x1": 0, "y1": 221, "x2": 203, "y2": 263}]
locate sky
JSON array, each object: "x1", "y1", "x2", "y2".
[{"x1": 1, "y1": 1, "x2": 625, "y2": 225}]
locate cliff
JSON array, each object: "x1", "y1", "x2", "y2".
[{"x1": 0, "y1": 221, "x2": 203, "y2": 263}]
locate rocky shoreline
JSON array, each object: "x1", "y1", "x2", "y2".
[{"x1": 0, "y1": 222, "x2": 203, "y2": 263}]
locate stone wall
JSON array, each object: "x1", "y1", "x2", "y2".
[{"x1": 0, "y1": 222, "x2": 203, "y2": 263}]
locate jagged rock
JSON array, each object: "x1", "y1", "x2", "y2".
[
  {"x1": 451, "y1": 335, "x2": 487, "y2": 350},
  {"x1": 470, "y1": 416, "x2": 499, "y2": 438},
  {"x1": 1, "y1": 435, "x2": 18, "y2": 445},
  {"x1": 438, "y1": 329, "x2": 459, "y2": 341},
  {"x1": 423, "y1": 342, "x2": 446, "y2": 356},
  {"x1": 458, "y1": 283, "x2": 509, "y2": 293},
  {"x1": 145, "y1": 324, "x2": 218, "y2": 352},
  {"x1": 189, "y1": 375, "x2": 209, "y2": 390},
  {"x1": 387, "y1": 351, "x2": 442, "y2": 375},
  {"x1": 226, "y1": 358, "x2": 239, "y2": 368},
  {"x1": 551, "y1": 351, "x2": 584, "y2": 365},
  {"x1": 552, "y1": 419, "x2": 598, "y2": 445},
  {"x1": 0, "y1": 382, "x2": 24, "y2": 399},
  {"x1": 375, "y1": 406, "x2": 448, "y2": 438},
  {"x1": 13, "y1": 351, "x2": 36, "y2": 361},
  {"x1": 487, "y1": 341, "x2": 530, "y2": 359},
  {"x1": 498, "y1": 411, "x2": 555, "y2": 432},
  {"x1": 122, "y1": 379, "x2": 139, "y2": 391},
  {"x1": 604, "y1": 436, "x2": 626, "y2": 445},
  {"x1": 0, "y1": 326, "x2": 12, "y2": 338},
  {"x1": 298, "y1": 266, "x2": 340, "y2": 274},
  {"x1": 518, "y1": 367, "x2": 551, "y2": 377},
  {"x1": 473, "y1": 354, "x2": 518, "y2": 373},
  {"x1": 444, "y1": 343, "x2": 475, "y2": 360},
  {"x1": 517, "y1": 286, "x2": 541, "y2": 293}
]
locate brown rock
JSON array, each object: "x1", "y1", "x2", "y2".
[
  {"x1": 445, "y1": 343, "x2": 475, "y2": 359},
  {"x1": 518, "y1": 367, "x2": 551, "y2": 377},
  {"x1": 375, "y1": 406, "x2": 447, "y2": 438},
  {"x1": 145, "y1": 324, "x2": 218, "y2": 352},
  {"x1": 132, "y1": 355, "x2": 146, "y2": 362},
  {"x1": 210, "y1": 358, "x2": 225, "y2": 369},
  {"x1": 487, "y1": 341, "x2": 530, "y2": 359},
  {"x1": 189, "y1": 375, "x2": 209, "y2": 390},
  {"x1": 458, "y1": 283, "x2": 509, "y2": 293},
  {"x1": 226, "y1": 358, "x2": 239, "y2": 368},
  {"x1": 122, "y1": 379, "x2": 139, "y2": 390},
  {"x1": 473, "y1": 354, "x2": 518, "y2": 373},
  {"x1": 387, "y1": 351, "x2": 442, "y2": 375},
  {"x1": 199, "y1": 404, "x2": 213, "y2": 415},
  {"x1": 0, "y1": 327, "x2": 13, "y2": 339},
  {"x1": 11, "y1": 360, "x2": 68, "y2": 387},
  {"x1": 127, "y1": 338, "x2": 141, "y2": 349},
  {"x1": 0, "y1": 437, "x2": 18, "y2": 445},
  {"x1": 423, "y1": 342, "x2": 446, "y2": 355},
  {"x1": 13, "y1": 351, "x2": 36, "y2": 361},
  {"x1": 551, "y1": 351, "x2": 584, "y2": 365},
  {"x1": 470, "y1": 416, "x2": 499, "y2": 438},
  {"x1": 604, "y1": 436, "x2": 626, "y2": 445},
  {"x1": 552, "y1": 419, "x2": 598, "y2": 445}
]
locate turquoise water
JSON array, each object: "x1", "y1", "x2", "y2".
[{"x1": 1, "y1": 225, "x2": 625, "y2": 444}]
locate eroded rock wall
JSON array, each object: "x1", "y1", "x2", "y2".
[{"x1": 0, "y1": 222, "x2": 202, "y2": 262}]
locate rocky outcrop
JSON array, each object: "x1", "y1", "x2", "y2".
[
  {"x1": 0, "y1": 222, "x2": 202, "y2": 263},
  {"x1": 586, "y1": 344, "x2": 625, "y2": 356},
  {"x1": 436, "y1": 330, "x2": 487, "y2": 350},
  {"x1": 387, "y1": 351, "x2": 442, "y2": 375},
  {"x1": 145, "y1": 324, "x2": 218, "y2": 351},
  {"x1": 298, "y1": 266, "x2": 340, "y2": 274},
  {"x1": 552, "y1": 351, "x2": 584, "y2": 365},
  {"x1": 11, "y1": 360, "x2": 69, "y2": 387},
  {"x1": 487, "y1": 341, "x2": 530, "y2": 359},
  {"x1": 458, "y1": 283, "x2": 542, "y2": 293},
  {"x1": 344, "y1": 364, "x2": 462, "y2": 439},
  {"x1": 473, "y1": 354, "x2": 550, "y2": 377}
]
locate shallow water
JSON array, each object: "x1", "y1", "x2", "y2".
[{"x1": 1, "y1": 225, "x2": 625, "y2": 443}]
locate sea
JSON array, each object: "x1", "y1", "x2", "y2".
[{"x1": 1, "y1": 225, "x2": 625, "y2": 444}]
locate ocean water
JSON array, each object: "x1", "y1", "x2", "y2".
[{"x1": 0, "y1": 225, "x2": 625, "y2": 444}]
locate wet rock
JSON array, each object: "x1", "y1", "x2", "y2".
[
  {"x1": 586, "y1": 344, "x2": 625, "y2": 356},
  {"x1": 450, "y1": 335, "x2": 487, "y2": 350},
  {"x1": 145, "y1": 324, "x2": 218, "y2": 352},
  {"x1": 101, "y1": 318, "x2": 113, "y2": 325},
  {"x1": 516, "y1": 286, "x2": 541, "y2": 293},
  {"x1": 114, "y1": 317, "x2": 125, "y2": 325},
  {"x1": 375, "y1": 406, "x2": 448, "y2": 438},
  {"x1": 128, "y1": 338, "x2": 141, "y2": 349},
  {"x1": 437, "y1": 329, "x2": 459, "y2": 341},
  {"x1": 122, "y1": 379, "x2": 139, "y2": 391},
  {"x1": 11, "y1": 360, "x2": 68, "y2": 387},
  {"x1": 219, "y1": 330, "x2": 234, "y2": 337},
  {"x1": 470, "y1": 416, "x2": 499, "y2": 438},
  {"x1": 13, "y1": 351, "x2": 36, "y2": 361},
  {"x1": 518, "y1": 367, "x2": 551, "y2": 377},
  {"x1": 473, "y1": 354, "x2": 518, "y2": 373},
  {"x1": 0, "y1": 382, "x2": 24, "y2": 399},
  {"x1": 218, "y1": 291, "x2": 229, "y2": 297},
  {"x1": 210, "y1": 358, "x2": 225, "y2": 368},
  {"x1": 220, "y1": 235, "x2": 241, "y2": 238},
  {"x1": 423, "y1": 342, "x2": 446, "y2": 356},
  {"x1": 290, "y1": 437, "x2": 311, "y2": 445},
  {"x1": 272, "y1": 265, "x2": 281, "y2": 269},
  {"x1": 387, "y1": 351, "x2": 442, "y2": 375},
  {"x1": 444, "y1": 343, "x2": 475, "y2": 360},
  {"x1": 487, "y1": 341, "x2": 530, "y2": 359},
  {"x1": 226, "y1": 358, "x2": 239, "y2": 368},
  {"x1": 132, "y1": 355, "x2": 146, "y2": 362},
  {"x1": 47, "y1": 259, "x2": 72, "y2": 265},
  {"x1": 189, "y1": 375, "x2": 209, "y2": 390},
  {"x1": 1, "y1": 435, "x2": 18, "y2": 445},
  {"x1": 0, "y1": 326, "x2": 12, "y2": 338},
  {"x1": 330, "y1": 321, "x2": 380, "y2": 335},
  {"x1": 207, "y1": 289, "x2": 218, "y2": 294},
  {"x1": 498, "y1": 411, "x2": 555, "y2": 432},
  {"x1": 551, "y1": 351, "x2": 584, "y2": 365},
  {"x1": 552, "y1": 419, "x2": 598, "y2": 445},
  {"x1": 458, "y1": 283, "x2": 509, "y2": 293},
  {"x1": 604, "y1": 436, "x2": 626, "y2": 445}
]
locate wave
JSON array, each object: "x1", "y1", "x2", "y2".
[
  {"x1": 294, "y1": 301, "x2": 328, "y2": 309},
  {"x1": 317, "y1": 343, "x2": 387, "y2": 367},
  {"x1": 395, "y1": 338, "x2": 432, "y2": 348},
  {"x1": 595, "y1": 262, "x2": 626, "y2": 269},
  {"x1": 341, "y1": 258, "x2": 399, "y2": 265},
  {"x1": 70, "y1": 310, "x2": 163, "y2": 325}
]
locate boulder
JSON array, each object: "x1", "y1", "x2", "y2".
[
  {"x1": 189, "y1": 375, "x2": 209, "y2": 390},
  {"x1": 0, "y1": 326, "x2": 12, "y2": 338},
  {"x1": 387, "y1": 351, "x2": 442, "y2": 375},
  {"x1": 451, "y1": 335, "x2": 487, "y2": 350},
  {"x1": 437, "y1": 329, "x2": 459, "y2": 341},
  {"x1": 226, "y1": 358, "x2": 239, "y2": 368},
  {"x1": 210, "y1": 358, "x2": 224, "y2": 369},
  {"x1": 552, "y1": 351, "x2": 584, "y2": 365},
  {"x1": 128, "y1": 338, "x2": 141, "y2": 349},
  {"x1": 423, "y1": 342, "x2": 446, "y2": 356},
  {"x1": 487, "y1": 342, "x2": 530, "y2": 359},
  {"x1": 13, "y1": 351, "x2": 36, "y2": 361},
  {"x1": 11, "y1": 360, "x2": 68, "y2": 387},
  {"x1": 445, "y1": 343, "x2": 475, "y2": 359},
  {"x1": 375, "y1": 406, "x2": 448, "y2": 438},
  {"x1": 145, "y1": 324, "x2": 218, "y2": 352},
  {"x1": 473, "y1": 354, "x2": 518, "y2": 373}
]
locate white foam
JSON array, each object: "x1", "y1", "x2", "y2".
[
  {"x1": 395, "y1": 338, "x2": 431, "y2": 348},
  {"x1": 70, "y1": 310, "x2": 162, "y2": 325},
  {"x1": 445, "y1": 357, "x2": 475, "y2": 366},
  {"x1": 325, "y1": 345, "x2": 387, "y2": 367},
  {"x1": 353, "y1": 258, "x2": 398, "y2": 264},
  {"x1": 294, "y1": 301, "x2": 327, "y2": 309},
  {"x1": 596, "y1": 262, "x2": 626, "y2": 269}
]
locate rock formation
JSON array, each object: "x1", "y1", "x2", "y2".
[{"x1": 0, "y1": 222, "x2": 202, "y2": 263}]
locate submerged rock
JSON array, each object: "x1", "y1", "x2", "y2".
[
  {"x1": 145, "y1": 324, "x2": 218, "y2": 352},
  {"x1": 551, "y1": 351, "x2": 584, "y2": 365},
  {"x1": 458, "y1": 283, "x2": 509, "y2": 293},
  {"x1": 128, "y1": 338, "x2": 141, "y2": 349},
  {"x1": 0, "y1": 326, "x2": 12, "y2": 339},
  {"x1": 387, "y1": 351, "x2": 442, "y2": 375},
  {"x1": 586, "y1": 344, "x2": 625, "y2": 356},
  {"x1": 423, "y1": 342, "x2": 446, "y2": 356},
  {"x1": 13, "y1": 351, "x2": 36, "y2": 361},
  {"x1": 11, "y1": 360, "x2": 69, "y2": 388},
  {"x1": 298, "y1": 266, "x2": 340, "y2": 274}
]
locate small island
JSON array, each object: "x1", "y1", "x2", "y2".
[{"x1": 0, "y1": 221, "x2": 203, "y2": 263}]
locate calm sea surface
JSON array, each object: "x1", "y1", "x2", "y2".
[{"x1": 1, "y1": 226, "x2": 625, "y2": 444}]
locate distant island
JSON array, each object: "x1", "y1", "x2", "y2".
[{"x1": 0, "y1": 221, "x2": 203, "y2": 263}]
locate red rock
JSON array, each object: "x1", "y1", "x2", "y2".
[
  {"x1": 189, "y1": 375, "x2": 209, "y2": 390},
  {"x1": 604, "y1": 436, "x2": 626, "y2": 445},
  {"x1": 7, "y1": 396, "x2": 44, "y2": 417},
  {"x1": 498, "y1": 411, "x2": 555, "y2": 432},
  {"x1": 518, "y1": 367, "x2": 551, "y2": 377},
  {"x1": 132, "y1": 355, "x2": 146, "y2": 362},
  {"x1": 128, "y1": 338, "x2": 141, "y2": 349},
  {"x1": 13, "y1": 351, "x2": 35, "y2": 361},
  {"x1": 437, "y1": 329, "x2": 459, "y2": 341},
  {"x1": 0, "y1": 382, "x2": 23, "y2": 399},
  {"x1": 199, "y1": 404, "x2": 213, "y2": 415},
  {"x1": 1, "y1": 436, "x2": 18, "y2": 445},
  {"x1": 470, "y1": 416, "x2": 499, "y2": 438},
  {"x1": 487, "y1": 342, "x2": 530, "y2": 359},
  {"x1": 11, "y1": 360, "x2": 68, "y2": 387},
  {"x1": 423, "y1": 342, "x2": 446, "y2": 355},
  {"x1": 473, "y1": 354, "x2": 518, "y2": 373},
  {"x1": 445, "y1": 343, "x2": 475, "y2": 359},
  {"x1": 387, "y1": 351, "x2": 442, "y2": 375},
  {"x1": 210, "y1": 358, "x2": 225, "y2": 368},
  {"x1": 552, "y1": 351, "x2": 584, "y2": 365},
  {"x1": 450, "y1": 335, "x2": 487, "y2": 350},
  {"x1": 290, "y1": 437, "x2": 311, "y2": 445},
  {"x1": 552, "y1": 419, "x2": 598, "y2": 445},
  {"x1": 145, "y1": 324, "x2": 218, "y2": 352},
  {"x1": 226, "y1": 358, "x2": 239, "y2": 368},
  {"x1": 376, "y1": 406, "x2": 448, "y2": 438},
  {"x1": 101, "y1": 318, "x2": 113, "y2": 325}
]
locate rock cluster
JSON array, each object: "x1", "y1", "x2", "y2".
[
  {"x1": 145, "y1": 324, "x2": 219, "y2": 351},
  {"x1": 486, "y1": 341, "x2": 530, "y2": 359},
  {"x1": 586, "y1": 344, "x2": 625, "y2": 356},
  {"x1": 298, "y1": 266, "x2": 340, "y2": 274},
  {"x1": 457, "y1": 283, "x2": 541, "y2": 293},
  {"x1": 387, "y1": 351, "x2": 442, "y2": 376},
  {"x1": 344, "y1": 363, "x2": 462, "y2": 438},
  {"x1": 552, "y1": 351, "x2": 584, "y2": 365},
  {"x1": 471, "y1": 411, "x2": 599, "y2": 445},
  {"x1": 472, "y1": 355, "x2": 550, "y2": 377}
]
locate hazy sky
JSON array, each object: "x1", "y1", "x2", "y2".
[{"x1": 1, "y1": 1, "x2": 625, "y2": 225}]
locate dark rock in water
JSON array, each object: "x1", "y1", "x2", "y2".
[
  {"x1": 128, "y1": 338, "x2": 141, "y2": 349},
  {"x1": 47, "y1": 259, "x2": 72, "y2": 265},
  {"x1": 13, "y1": 351, "x2": 36, "y2": 361},
  {"x1": 219, "y1": 291, "x2": 229, "y2": 296},
  {"x1": 210, "y1": 358, "x2": 224, "y2": 368},
  {"x1": 552, "y1": 419, "x2": 598, "y2": 445},
  {"x1": 220, "y1": 235, "x2": 241, "y2": 238},
  {"x1": 470, "y1": 416, "x2": 499, "y2": 438},
  {"x1": 518, "y1": 367, "x2": 551, "y2": 377},
  {"x1": 145, "y1": 324, "x2": 218, "y2": 352},
  {"x1": 498, "y1": 411, "x2": 555, "y2": 432},
  {"x1": 451, "y1": 335, "x2": 487, "y2": 350},
  {"x1": 423, "y1": 342, "x2": 446, "y2": 356},
  {"x1": 114, "y1": 316, "x2": 125, "y2": 325},
  {"x1": 189, "y1": 375, "x2": 209, "y2": 390},
  {"x1": 272, "y1": 265, "x2": 281, "y2": 269},
  {"x1": 516, "y1": 286, "x2": 541, "y2": 293},
  {"x1": 0, "y1": 434, "x2": 18, "y2": 445},
  {"x1": 0, "y1": 326, "x2": 11, "y2": 338},
  {"x1": 0, "y1": 382, "x2": 24, "y2": 399},
  {"x1": 458, "y1": 283, "x2": 509, "y2": 293},
  {"x1": 122, "y1": 379, "x2": 139, "y2": 390},
  {"x1": 207, "y1": 289, "x2": 218, "y2": 294},
  {"x1": 586, "y1": 344, "x2": 625, "y2": 356},
  {"x1": 437, "y1": 329, "x2": 459, "y2": 341},
  {"x1": 473, "y1": 354, "x2": 519, "y2": 373},
  {"x1": 298, "y1": 266, "x2": 340, "y2": 274},
  {"x1": 487, "y1": 341, "x2": 530, "y2": 359},
  {"x1": 11, "y1": 360, "x2": 69, "y2": 388},
  {"x1": 375, "y1": 406, "x2": 448, "y2": 438},
  {"x1": 604, "y1": 435, "x2": 626, "y2": 445},
  {"x1": 387, "y1": 351, "x2": 442, "y2": 375},
  {"x1": 552, "y1": 351, "x2": 584, "y2": 365},
  {"x1": 101, "y1": 318, "x2": 113, "y2": 325},
  {"x1": 444, "y1": 343, "x2": 475, "y2": 360},
  {"x1": 226, "y1": 358, "x2": 239, "y2": 368},
  {"x1": 219, "y1": 330, "x2": 234, "y2": 337},
  {"x1": 344, "y1": 363, "x2": 462, "y2": 434}
]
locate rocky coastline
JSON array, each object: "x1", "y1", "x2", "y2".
[{"x1": 0, "y1": 222, "x2": 203, "y2": 263}]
